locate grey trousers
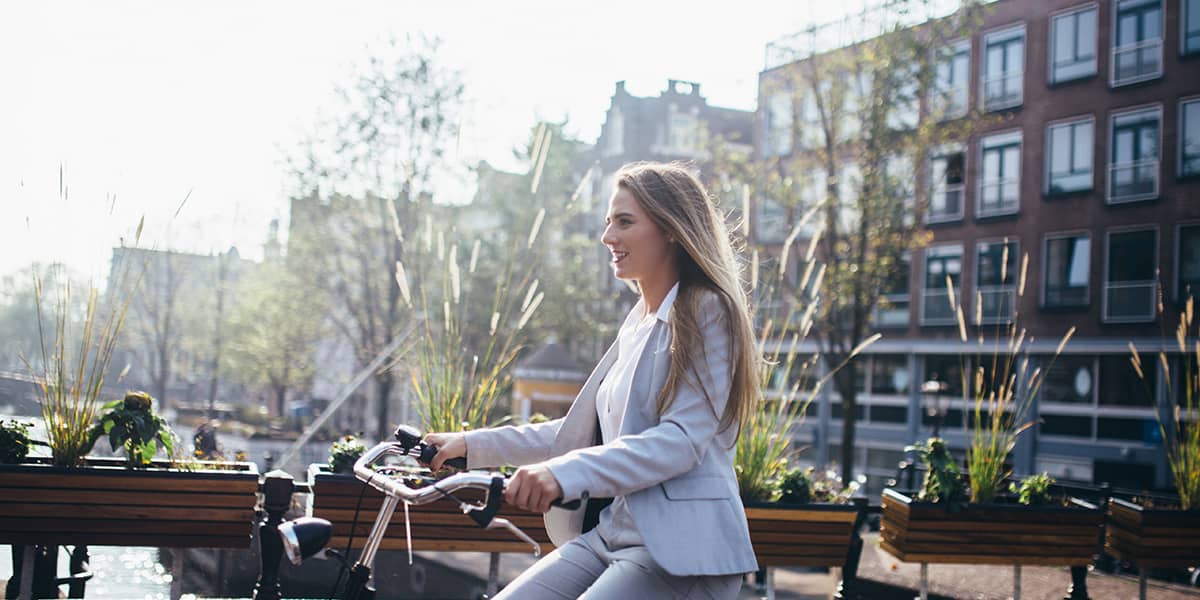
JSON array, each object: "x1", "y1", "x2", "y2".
[{"x1": 492, "y1": 529, "x2": 743, "y2": 599}]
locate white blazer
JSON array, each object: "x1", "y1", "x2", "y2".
[{"x1": 463, "y1": 289, "x2": 758, "y2": 576}]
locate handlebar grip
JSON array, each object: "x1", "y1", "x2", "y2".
[
  {"x1": 551, "y1": 498, "x2": 581, "y2": 510},
  {"x1": 418, "y1": 444, "x2": 467, "y2": 470}
]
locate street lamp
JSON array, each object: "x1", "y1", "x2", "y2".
[{"x1": 921, "y1": 375, "x2": 950, "y2": 438}]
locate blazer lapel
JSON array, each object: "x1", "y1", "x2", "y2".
[
  {"x1": 551, "y1": 338, "x2": 619, "y2": 455},
  {"x1": 619, "y1": 320, "x2": 670, "y2": 436}
]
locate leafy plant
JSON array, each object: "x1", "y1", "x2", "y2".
[
  {"x1": 1130, "y1": 296, "x2": 1200, "y2": 510},
  {"x1": 1010, "y1": 472, "x2": 1055, "y2": 506},
  {"x1": 907, "y1": 437, "x2": 967, "y2": 511},
  {"x1": 944, "y1": 245, "x2": 1074, "y2": 503},
  {"x1": 28, "y1": 253, "x2": 142, "y2": 467},
  {"x1": 328, "y1": 434, "x2": 367, "y2": 474},
  {"x1": 91, "y1": 391, "x2": 175, "y2": 467},
  {"x1": 779, "y1": 466, "x2": 860, "y2": 505},
  {"x1": 0, "y1": 419, "x2": 33, "y2": 464}
]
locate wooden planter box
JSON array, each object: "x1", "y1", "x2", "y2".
[
  {"x1": 0, "y1": 457, "x2": 259, "y2": 549},
  {"x1": 880, "y1": 489, "x2": 1103, "y2": 565},
  {"x1": 744, "y1": 500, "x2": 864, "y2": 568},
  {"x1": 1105, "y1": 497, "x2": 1200, "y2": 568},
  {"x1": 308, "y1": 464, "x2": 555, "y2": 554}
]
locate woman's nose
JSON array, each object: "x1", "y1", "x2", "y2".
[{"x1": 600, "y1": 224, "x2": 617, "y2": 246}]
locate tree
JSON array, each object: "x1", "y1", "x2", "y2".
[
  {"x1": 715, "y1": 0, "x2": 988, "y2": 483},
  {"x1": 285, "y1": 34, "x2": 465, "y2": 441},
  {"x1": 224, "y1": 259, "x2": 326, "y2": 420},
  {"x1": 0, "y1": 263, "x2": 83, "y2": 372}
]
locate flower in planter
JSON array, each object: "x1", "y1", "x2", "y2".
[
  {"x1": 1010, "y1": 472, "x2": 1055, "y2": 506},
  {"x1": 779, "y1": 466, "x2": 859, "y2": 504},
  {"x1": 91, "y1": 391, "x2": 176, "y2": 468},
  {"x1": 0, "y1": 419, "x2": 34, "y2": 464},
  {"x1": 328, "y1": 434, "x2": 367, "y2": 474}
]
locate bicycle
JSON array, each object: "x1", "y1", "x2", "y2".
[{"x1": 277, "y1": 425, "x2": 579, "y2": 600}]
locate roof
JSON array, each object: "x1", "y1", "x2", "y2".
[{"x1": 514, "y1": 342, "x2": 587, "y2": 382}]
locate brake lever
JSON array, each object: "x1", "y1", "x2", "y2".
[{"x1": 488, "y1": 517, "x2": 542, "y2": 557}]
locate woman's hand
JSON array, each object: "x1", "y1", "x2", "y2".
[
  {"x1": 505, "y1": 464, "x2": 564, "y2": 513},
  {"x1": 422, "y1": 432, "x2": 466, "y2": 471}
]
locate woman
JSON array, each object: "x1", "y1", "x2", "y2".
[{"x1": 425, "y1": 162, "x2": 759, "y2": 599}]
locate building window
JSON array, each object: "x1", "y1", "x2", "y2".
[
  {"x1": 1182, "y1": 98, "x2": 1200, "y2": 178},
  {"x1": 764, "y1": 92, "x2": 793, "y2": 157},
  {"x1": 797, "y1": 87, "x2": 825, "y2": 149},
  {"x1": 886, "y1": 153, "x2": 917, "y2": 225},
  {"x1": 1104, "y1": 228, "x2": 1158, "y2": 322},
  {"x1": 755, "y1": 196, "x2": 787, "y2": 244},
  {"x1": 1044, "y1": 233, "x2": 1090, "y2": 307},
  {"x1": 603, "y1": 107, "x2": 624, "y2": 157},
  {"x1": 1050, "y1": 6, "x2": 1098, "y2": 83},
  {"x1": 1046, "y1": 118, "x2": 1094, "y2": 194},
  {"x1": 928, "y1": 150, "x2": 965, "y2": 223},
  {"x1": 1186, "y1": 0, "x2": 1200, "y2": 55},
  {"x1": 932, "y1": 40, "x2": 970, "y2": 120},
  {"x1": 874, "y1": 252, "x2": 911, "y2": 327},
  {"x1": 870, "y1": 355, "x2": 912, "y2": 395},
  {"x1": 667, "y1": 110, "x2": 698, "y2": 155},
  {"x1": 979, "y1": 131, "x2": 1022, "y2": 217},
  {"x1": 922, "y1": 244, "x2": 962, "y2": 325},
  {"x1": 888, "y1": 63, "x2": 920, "y2": 130},
  {"x1": 976, "y1": 240, "x2": 1018, "y2": 324},
  {"x1": 1178, "y1": 225, "x2": 1200, "y2": 303},
  {"x1": 1108, "y1": 106, "x2": 1160, "y2": 203},
  {"x1": 1112, "y1": 0, "x2": 1163, "y2": 86},
  {"x1": 982, "y1": 25, "x2": 1025, "y2": 111},
  {"x1": 795, "y1": 168, "x2": 826, "y2": 239}
]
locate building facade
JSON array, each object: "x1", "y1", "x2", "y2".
[{"x1": 757, "y1": 0, "x2": 1200, "y2": 495}]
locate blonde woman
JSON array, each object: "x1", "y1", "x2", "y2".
[{"x1": 425, "y1": 162, "x2": 759, "y2": 599}]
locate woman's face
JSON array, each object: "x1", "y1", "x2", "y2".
[{"x1": 601, "y1": 187, "x2": 676, "y2": 285}]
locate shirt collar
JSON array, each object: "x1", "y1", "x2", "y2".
[{"x1": 653, "y1": 282, "x2": 680, "y2": 323}]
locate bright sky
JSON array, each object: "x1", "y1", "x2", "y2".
[{"x1": 0, "y1": 0, "x2": 859, "y2": 282}]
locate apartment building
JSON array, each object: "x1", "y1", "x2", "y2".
[{"x1": 757, "y1": 0, "x2": 1200, "y2": 494}]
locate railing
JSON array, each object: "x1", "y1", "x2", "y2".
[
  {"x1": 976, "y1": 284, "x2": 1015, "y2": 324},
  {"x1": 981, "y1": 71, "x2": 1023, "y2": 111},
  {"x1": 978, "y1": 176, "x2": 1020, "y2": 216},
  {"x1": 1108, "y1": 159, "x2": 1159, "y2": 203},
  {"x1": 926, "y1": 184, "x2": 963, "y2": 223},
  {"x1": 921, "y1": 289, "x2": 956, "y2": 324},
  {"x1": 1111, "y1": 38, "x2": 1163, "y2": 86},
  {"x1": 930, "y1": 86, "x2": 968, "y2": 120},
  {"x1": 1104, "y1": 280, "x2": 1156, "y2": 322}
]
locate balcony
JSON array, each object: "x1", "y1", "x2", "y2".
[
  {"x1": 978, "y1": 177, "x2": 1019, "y2": 217},
  {"x1": 927, "y1": 184, "x2": 963, "y2": 223},
  {"x1": 1104, "y1": 279, "x2": 1156, "y2": 322},
  {"x1": 975, "y1": 285, "x2": 1015, "y2": 324},
  {"x1": 1111, "y1": 38, "x2": 1162, "y2": 86},
  {"x1": 1107, "y1": 159, "x2": 1158, "y2": 203},
  {"x1": 931, "y1": 86, "x2": 968, "y2": 120},
  {"x1": 921, "y1": 289, "x2": 956, "y2": 325},
  {"x1": 981, "y1": 72, "x2": 1022, "y2": 112}
]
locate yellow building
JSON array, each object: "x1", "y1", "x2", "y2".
[{"x1": 511, "y1": 342, "x2": 587, "y2": 422}]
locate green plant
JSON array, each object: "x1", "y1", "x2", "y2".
[
  {"x1": 906, "y1": 437, "x2": 967, "y2": 511},
  {"x1": 28, "y1": 255, "x2": 142, "y2": 467},
  {"x1": 91, "y1": 391, "x2": 175, "y2": 467},
  {"x1": 1130, "y1": 296, "x2": 1200, "y2": 510},
  {"x1": 779, "y1": 466, "x2": 860, "y2": 505},
  {"x1": 329, "y1": 434, "x2": 367, "y2": 474},
  {"x1": 944, "y1": 246, "x2": 1074, "y2": 503},
  {"x1": 1010, "y1": 472, "x2": 1055, "y2": 506},
  {"x1": 0, "y1": 419, "x2": 34, "y2": 464}
]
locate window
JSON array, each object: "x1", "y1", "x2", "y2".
[
  {"x1": 797, "y1": 87, "x2": 825, "y2": 149},
  {"x1": 755, "y1": 196, "x2": 787, "y2": 244},
  {"x1": 886, "y1": 154, "x2": 917, "y2": 226},
  {"x1": 1050, "y1": 6, "x2": 1098, "y2": 83},
  {"x1": 1108, "y1": 106, "x2": 1160, "y2": 203},
  {"x1": 1041, "y1": 355, "x2": 1096, "y2": 404},
  {"x1": 1044, "y1": 233, "x2": 1090, "y2": 307},
  {"x1": 603, "y1": 107, "x2": 624, "y2": 157},
  {"x1": 932, "y1": 40, "x2": 970, "y2": 120},
  {"x1": 979, "y1": 131, "x2": 1022, "y2": 216},
  {"x1": 667, "y1": 109, "x2": 698, "y2": 154},
  {"x1": 1099, "y1": 354, "x2": 1155, "y2": 406},
  {"x1": 928, "y1": 150, "x2": 965, "y2": 222},
  {"x1": 870, "y1": 355, "x2": 911, "y2": 394},
  {"x1": 795, "y1": 168, "x2": 826, "y2": 238},
  {"x1": 1178, "y1": 225, "x2": 1200, "y2": 303},
  {"x1": 888, "y1": 63, "x2": 920, "y2": 130},
  {"x1": 1046, "y1": 118, "x2": 1094, "y2": 194},
  {"x1": 982, "y1": 25, "x2": 1025, "y2": 111},
  {"x1": 764, "y1": 92, "x2": 793, "y2": 157},
  {"x1": 976, "y1": 240, "x2": 1018, "y2": 324},
  {"x1": 1105, "y1": 228, "x2": 1158, "y2": 322},
  {"x1": 842, "y1": 69, "x2": 872, "y2": 141},
  {"x1": 1186, "y1": 0, "x2": 1200, "y2": 55},
  {"x1": 874, "y1": 252, "x2": 911, "y2": 327},
  {"x1": 1112, "y1": 0, "x2": 1163, "y2": 86},
  {"x1": 1182, "y1": 98, "x2": 1200, "y2": 178},
  {"x1": 922, "y1": 244, "x2": 962, "y2": 324}
]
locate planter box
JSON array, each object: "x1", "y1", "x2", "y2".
[
  {"x1": 744, "y1": 500, "x2": 864, "y2": 568},
  {"x1": 1105, "y1": 497, "x2": 1200, "y2": 568},
  {"x1": 0, "y1": 457, "x2": 259, "y2": 548},
  {"x1": 880, "y1": 489, "x2": 1103, "y2": 565},
  {"x1": 308, "y1": 464, "x2": 555, "y2": 554}
]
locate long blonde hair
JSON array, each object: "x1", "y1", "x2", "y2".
[{"x1": 615, "y1": 162, "x2": 759, "y2": 439}]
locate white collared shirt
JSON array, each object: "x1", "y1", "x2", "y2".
[{"x1": 593, "y1": 281, "x2": 678, "y2": 549}]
